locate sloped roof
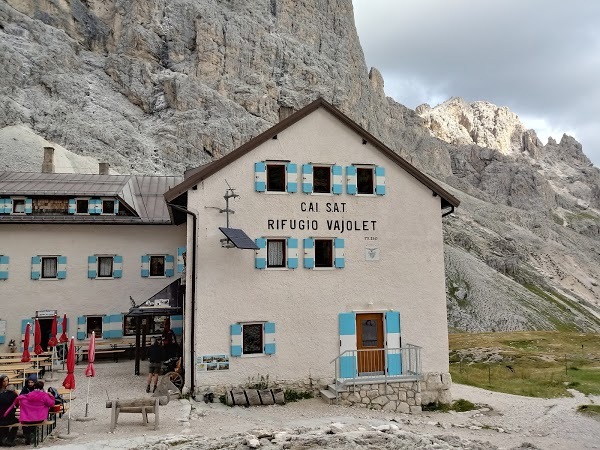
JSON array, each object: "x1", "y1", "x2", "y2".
[
  {"x1": 0, "y1": 172, "x2": 182, "y2": 224},
  {"x1": 165, "y1": 98, "x2": 459, "y2": 211}
]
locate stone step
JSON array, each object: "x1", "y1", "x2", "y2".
[
  {"x1": 328, "y1": 383, "x2": 346, "y2": 393},
  {"x1": 319, "y1": 388, "x2": 336, "y2": 403}
]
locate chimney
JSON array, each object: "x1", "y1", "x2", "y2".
[
  {"x1": 99, "y1": 162, "x2": 109, "y2": 175},
  {"x1": 42, "y1": 146, "x2": 55, "y2": 173}
]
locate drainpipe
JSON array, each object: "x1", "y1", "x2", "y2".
[{"x1": 167, "y1": 203, "x2": 197, "y2": 399}]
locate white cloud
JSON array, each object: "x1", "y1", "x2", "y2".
[{"x1": 353, "y1": 0, "x2": 600, "y2": 165}]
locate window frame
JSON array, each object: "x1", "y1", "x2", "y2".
[
  {"x1": 355, "y1": 165, "x2": 376, "y2": 195},
  {"x1": 314, "y1": 238, "x2": 334, "y2": 269},
  {"x1": 85, "y1": 315, "x2": 104, "y2": 339},
  {"x1": 241, "y1": 322, "x2": 265, "y2": 356},
  {"x1": 11, "y1": 197, "x2": 26, "y2": 215},
  {"x1": 75, "y1": 197, "x2": 90, "y2": 215},
  {"x1": 41, "y1": 256, "x2": 59, "y2": 279},
  {"x1": 149, "y1": 255, "x2": 166, "y2": 278},
  {"x1": 266, "y1": 238, "x2": 287, "y2": 269},
  {"x1": 312, "y1": 165, "x2": 332, "y2": 194},
  {"x1": 101, "y1": 198, "x2": 116, "y2": 215},
  {"x1": 96, "y1": 255, "x2": 115, "y2": 279},
  {"x1": 265, "y1": 162, "x2": 287, "y2": 193}
]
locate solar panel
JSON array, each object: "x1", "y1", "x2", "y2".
[{"x1": 219, "y1": 227, "x2": 259, "y2": 250}]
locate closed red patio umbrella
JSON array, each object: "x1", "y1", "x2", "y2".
[
  {"x1": 62, "y1": 337, "x2": 76, "y2": 390},
  {"x1": 85, "y1": 331, "x2": 96, "y2": 378},
  {"x1": 21, "y1": 323, "x2": 31, "y2": 363},
  {"x1": 84, "y1": 331, "x2": 96, "y2": 417},
  {"x1": 59, "y1": 314, "x2": 68, "y2": 343},
  {"x1": 34, "y1": 319, "x2": 43, "y2": 355},
  {"x1": 62, "y1": 337, "x2": 76, "y2": 434},
  {"x1": 48, "y1": 315, "x2": 58, "y2": 348}
]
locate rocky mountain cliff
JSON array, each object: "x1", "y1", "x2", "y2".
[{"x1": 1, "y1": 0, "x2": 600, "y2": 332}]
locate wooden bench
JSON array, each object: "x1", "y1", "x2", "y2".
[
  {"x1": 105, "y1": 398, "x2": 160, "y2": 431},
  {"x1": 0, "y1": 420, "x2": 56, "y2": 447},
  {"x1": 76, "y1": 348, "x2": 126, "y2": 364}
]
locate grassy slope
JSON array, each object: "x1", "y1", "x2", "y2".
[{"x1": 449, "y1": 331, "x2": 600, "y2": 398}]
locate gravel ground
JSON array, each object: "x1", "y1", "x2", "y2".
[{"x1": 29, "y1": 360, "x2": 600, "y2": 449}]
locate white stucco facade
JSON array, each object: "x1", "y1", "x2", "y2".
[
  {"x1": 0, "y1": 224, "x2": 185, "y2": 345},
  {"x1": 184, "y1": 107, "x2": 451, "y2": 391}
]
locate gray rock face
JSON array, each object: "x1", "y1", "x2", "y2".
[{"x1": 1, "y1": 0, "x2": 600, "y2": 332}]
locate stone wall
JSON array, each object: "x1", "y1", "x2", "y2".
[{"x1": 337, "y1": 373, "x2": 452, "y2": 413}]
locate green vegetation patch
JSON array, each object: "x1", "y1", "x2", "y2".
[
  {"x1": 284, "y1": 389, "x2": 313, "y2": 402},
  {"x1": 577, "y1": 404, "x2": 600, "y2": 416},
  {"x1": 422, "y1": 398, "x2": 477, "y2": 413}
]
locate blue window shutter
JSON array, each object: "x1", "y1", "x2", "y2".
[
  {"x1": 385, "y1": 311, "x2": 402, "y2": 375},
  {"x1": 77, "y1": 316, "x2": 86, "y2": 340},
  {"x1": 171, "y1": 315, "x2": 183, "y2": 336},
  {"x1": 255, "y1": 162, "x2": 266, "y2": 192},
  {"x1": 177, "y1": 247, "x2": 186, "y2": 273},
  {"x1": 31, "y1": 256, "x2": 41, "y2": 280},
  {"x1": 68, "y1": 199, "x2": 76, "y2": 214},
  {"x1": 141, "y1": 255, "x2": 150, "y2": 277},
  {"x1": 339, "y1": 312, "x2": 357, "y2": 379},
  {"x1": 255, "y1": 238, "x2": 267, "y2": 269},
  {"x1": 375, "y1": 166, "x2": 386, "y2": 195},
  {"x1": 346, "y1": 166, "x2": 357, "y2": 195},
  {"x1": 334, "y1": 238, "x2": 345, "y2": 268},
  {"x1": 264, "y1": 322, "x2": 276, "y2": 355},
  {"x1": 96, "y1": 198, "x2": 103, "y2": 214},
  {"x1": 230, "y1": 324, "x2": 242, "y2": 357},
  {"x1": 287, "y1": 238, "x2": 298, "y2": 269},
  {"x1": 110, "y1": 314, "x2": 123, "y2": 338},
  {"x1": 57, "y1": 256, "x2": 67, "y2": 279},
  {"x1": 332, "y1": 165, "x2": 343, "y2": 194},
  {"x1": 102, "y1": 315, "x2": 111, "y2": 338},
  {"x1": 0, "y1": 255, "x2": 9, "y2": 280},
  {"x1": 3, "y1": 198, "x2": 12, "y2": 214},
  {"x1": 113, "y1": 255, "x2": 123, "y2": 278},
  {"x1": 0, "y1": 199, "x2": 5, "y2": 214},
  {"x1": 24, "y1": 198, "x2": 32, "y2": 214},
  {"x1": 113, "y1": 200, "x2": 119, "y2": 215},
  {"x1": 88, "y1": 255, "x2": 97, "y2": 279},
  {"x1": 302, "y1": 164, "x2": 313, "y2": 193},
  {"x1": 21, "y1": 320, "x2": 33, "y2": 351},
  {"x1": 0, "y1": 321, "x2": 5, "y2": 344},
  {"x1": 165, "y1": 254, "x2": 175, "y2": 277},
  {"x1": 303, "y1": 238, "x2": 314, "y2": 269},
  {"x1": 87, "y1": 199, "x2": 94, "y2": 214},
  {"x1": 286, "y1": 163, "x2": 298, "y2": 193}
]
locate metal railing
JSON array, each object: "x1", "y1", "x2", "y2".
[{"x1": 330, "y1": 345, "x2": 422, "y2": 393}]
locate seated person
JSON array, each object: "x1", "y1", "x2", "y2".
[
  {"x1": 20, "y1": 374, "x2": 37, "y2": 396},
  {"x1": 0, "y1": 383, "x2": 18, "y2": 447},
  {"x1": 5, "y1": 380, "x2": 54, "y2": 445}
]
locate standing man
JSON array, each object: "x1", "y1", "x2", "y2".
[{"x1": 146, "y1": 337, "x2": 164, "y2": 393}]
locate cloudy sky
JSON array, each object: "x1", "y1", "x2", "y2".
[{"x1": 353, "y1": 0, "x2": 600, "y2": 165}]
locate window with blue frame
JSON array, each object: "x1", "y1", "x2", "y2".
[{"x1": 230, "y1": 322, "x2": 276, "y2": 356}]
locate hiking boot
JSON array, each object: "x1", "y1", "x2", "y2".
[
  {"x1": 152, "y1": 385, "x2": 157, "y2": 393},
  {"x1": 146, "y1": 385, "x2": 150, "y2": 393}
]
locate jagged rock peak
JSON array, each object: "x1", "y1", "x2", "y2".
[{"x1": 417, "y1": 97, "x2": 531, "y2": 156}]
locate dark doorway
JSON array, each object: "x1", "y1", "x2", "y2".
[{"x1": 38, "y1": 318, "x2": 53, "y2": 351}]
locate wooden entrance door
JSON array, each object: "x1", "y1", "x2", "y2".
[{"x1": 356, "y1": 313, "x2": 384, "y2": 375}]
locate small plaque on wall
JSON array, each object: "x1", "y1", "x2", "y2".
[{"x1": 365, "y1": 247, "x2": 380, "y2": 261}]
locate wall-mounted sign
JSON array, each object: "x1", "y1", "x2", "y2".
[
  {"x1": 36, "y1": 310, "x2": 57, "y2": 318},
  {"x1": 365, "y1": 247, "x2": 380, "y2": 261},
  {"x1": 196, "y1": 354, "x2": 229, "y2": 372}
]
